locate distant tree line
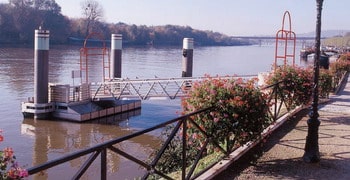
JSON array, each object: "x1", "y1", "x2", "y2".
[
  {"x1": 0, "y1": 0, "x2": 69, "y2": 44},
  {"x1": 0, "y1": 0, "x2": 249, "y2": 46}
]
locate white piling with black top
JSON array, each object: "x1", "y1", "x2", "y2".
[
  {"x1": 34, "y1": 29, "x2": 50, "y2": 119},
  {"x1": 182, "y1": 38, "x2": 194, "y2": 77},
  {"x1": 111, "y1": 34, "x2": 122, "y2": 78}
]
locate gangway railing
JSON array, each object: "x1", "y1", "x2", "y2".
[{"x1": 90, "y1": 75, "x2": 257, "y2": 100}]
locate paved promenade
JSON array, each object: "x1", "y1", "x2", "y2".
[{"x1": 216, "y1": 75, "x2": 350, "y2": 180}]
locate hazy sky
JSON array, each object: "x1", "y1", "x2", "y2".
[{"x1": 1, "y1": 0, "x2": 349, "y2": 36}]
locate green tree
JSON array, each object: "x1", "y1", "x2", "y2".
[{"x1": 33, "y1": 0, "x2": 61, "y2": 15}]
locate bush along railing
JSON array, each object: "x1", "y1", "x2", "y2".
[
  {"x1": 329, "y1": 56, "x2": 350, "y2": 93},
  {"x1": 319, "y1": 69, "x2": 334, "y2": 98},
  {"x1": 265, "y1": 65, "x2": 313, "y2": 109},
  {"x1": 181, "y1": 76, "x2": 271, "y2": 154},
  {"x1": 25, "y1": 62, "x2": 348, "y2": 179}
]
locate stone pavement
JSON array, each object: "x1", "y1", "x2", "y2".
[{"x1": 215, "y1": 75, "x2": 350, "y2": 180}]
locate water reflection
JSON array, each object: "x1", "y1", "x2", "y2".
[{"x1": 21, "y1": 109, "x2": 165, "y2": 179}]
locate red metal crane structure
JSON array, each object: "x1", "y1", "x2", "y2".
[
  {"x1": 80, "y1": 32, "x2": 110, "y2": 84},
  {"x1": 274, "y1": 11, "x2": 296, "y2": 70}
]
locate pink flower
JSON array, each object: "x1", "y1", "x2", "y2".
[
  {"x1": 192, "y1": 133, "x2": 198, "y2": 139},
  {"x1": 214, "y1": 118, "x2": 219, "y2": 123},
  {"x1": 4, "y1": 147, "x2": 14, "y2": 158},
  {"x1": 19, "y1": 169, "x2": 29, "y2": 177}
]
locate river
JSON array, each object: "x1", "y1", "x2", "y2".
[{"x1": 0, "y1": 44, "x2": 305, "y2": 179}]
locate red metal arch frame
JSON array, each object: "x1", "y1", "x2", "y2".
[
  {"x1": 80, "y1": 32, "x2": 110, "y2": 84},
  {"x1": 274, "y1": 11, "x2": 296, "y2": 70}
]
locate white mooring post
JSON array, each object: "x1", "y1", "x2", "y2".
[
  {"x1": 111, "y1": 34, "x2": 122, "y2": 78},
  {"x1": 34, "y1": 29, "x2": 50, "y2": 119},
  {"x1": 182, "y1": 38, "x2": 194, "y2": 77}
]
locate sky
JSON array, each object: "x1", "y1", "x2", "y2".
[{"x1": 1, "y1": 0, "x2": 350, "y2": 36}]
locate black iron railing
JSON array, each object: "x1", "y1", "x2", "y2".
[
  {"x1": 26, "y1": 80, "x2": 299, "y2": 180},
  {"x1": 263, "y1": 80, "x2": 293, "y2": 121}
]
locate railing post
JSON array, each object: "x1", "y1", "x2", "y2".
[
  {"x1": 182, "y1": 118, "x2": 187, "y2": 179},
  {"x1": 101, "y1": 149, "x2": 107, "y2": 180},
  {"x1": 274, "y1": 85, "x2": 278, "y2": 121},
  {"x1": 226, "y1": 136, "x2": 230, "y2": 154}
]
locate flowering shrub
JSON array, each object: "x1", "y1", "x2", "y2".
[
  {"x1": 265, "y1": 65, "x2": 313, "y2": 108},
  {"x1": 182, "y1": 75, "x2": 271, "y2": 151},
  {"x1": 330, "y1": 57, "x2": 350, "y2": 86},
  {"x1": 330, "y1": 56, "x2": 350, "y2": 74},
  {"x1": 319, "y1": 69, "x2": 333, "y2": 98},
  {"x1": 0, "y1": 130, "x2": 28, "y2": 180}
]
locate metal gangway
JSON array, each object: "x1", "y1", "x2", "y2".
[{"x1": 90, "y1": 75, "x2": 257, "y2": 100}]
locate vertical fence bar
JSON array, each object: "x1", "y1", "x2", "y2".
[
  {"x1": 101, "y1": 149, "x2": 107, "y2": 180},
  {"x1": 226, "y1": 136, "x2": 230, "y2": 154},
  {"x1": 274, "y1": 86, "x2": 278, "y2": 121},
  {"x1": 182, "y1": 118, "x2": 187, "y2": 179}
]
